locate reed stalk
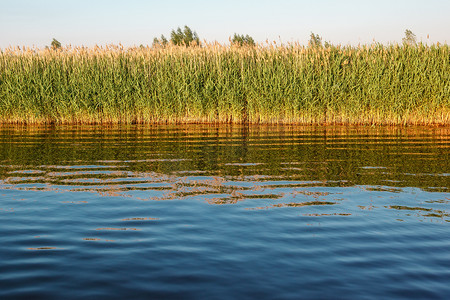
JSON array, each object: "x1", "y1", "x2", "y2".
[{"x1": 0, "y1": 43, "x2": 449, "y2": 125}]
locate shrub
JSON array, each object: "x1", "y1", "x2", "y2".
[{"x1": 231, "y1": 34, "x2": 255, "y2": 46}]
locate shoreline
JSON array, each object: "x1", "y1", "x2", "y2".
[{"x1": 0, "y1": 117, "x2": 448, "y2": 127}]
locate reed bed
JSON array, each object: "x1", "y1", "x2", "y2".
[{"x1": 0, "y1": 42, "x2": 449, "y2": 125}]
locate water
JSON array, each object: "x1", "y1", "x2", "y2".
[{"x1": 0, "y1": 125, "x2": 449, "y2": 299}]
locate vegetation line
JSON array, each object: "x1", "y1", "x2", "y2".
[{"x1": 0, "y1": 42, "x2": 449, "y2": 125}]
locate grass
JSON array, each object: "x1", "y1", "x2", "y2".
[{"x1": 0, "y1": 42, "x2": 449, "y2": 125}]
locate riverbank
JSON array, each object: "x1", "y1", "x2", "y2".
[{"x1": 1, "y1": 43, "x2": 449, "y2": 125}]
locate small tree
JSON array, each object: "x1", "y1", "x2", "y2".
[
  {"x1": 152, "y1": 35, "x2": 168, "y2": 47},
  {"x1": 170, "y1": 26, "x2": 200, "y2": 46},
  {"x1": 402, "y1": 29, "x2": 416, "y2": 46},
  {"x1": 231, "y1": 33, "x2": 255, "y2": 46},
  {"x1": 51, "y1": 38, "x2": 61, "y2": 49},
  {"x1": 308, "y1": 32, "x2": 322, "y2": 48}
]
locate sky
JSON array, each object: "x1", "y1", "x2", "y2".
[{"x1": 1, "y1": 0, "x2": 449, "y2": 48}]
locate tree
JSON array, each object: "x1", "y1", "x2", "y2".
[
  {"x1": 152, "y1": 35, "x2": 168, "y2": 47},
  {"x1": 308, "y1": 32, "x2": 322, "y2": 48},
  {"x1": 402, "y1": 29, "x2": 416, "y2": 46},
  {"x1": 170, "y1": 26, "x2": 200, "y2": 46},
  {"x1": 51, "y1": 38, "x2": 61, "y2": 49},
  {"x1": 231, "y1": 33, "x2": 255, "y2": 46}
]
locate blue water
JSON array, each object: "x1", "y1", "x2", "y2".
[{"x1": 0, "y1": 125, "x2": 449, "y2": 299}]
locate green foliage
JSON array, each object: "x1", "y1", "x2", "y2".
[
  {"x1": 51, "y1": 38, "x2": 61, "y2": 49},
  {"x1": 170, "y1": 26, "x2": 200, "y2": 46},
  {"x1": 0, "y1": 43, "x2": 449, "y2": 125},
  {"x1": 402, "y1": 29, "x2": 417, "y2": 46},
  {"x1": 308, "y1": 32, "x2": 322, "y2": 48},
  {"x1": 231, "y1": 33, "x2": 255, "y2": 46},
  {"x1": 153, "y1": 26, "x2": 199, "y2": 47},
  {"x1": 152, "y1": 35, "x2": 168, "y2": 47}
]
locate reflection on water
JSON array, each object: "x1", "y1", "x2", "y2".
[{"x1": 0, "y1": 125, "x2": 449, "y2": 299}]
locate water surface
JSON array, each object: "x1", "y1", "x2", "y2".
[{"x1": 1, "y1": 125, "x2": 449, "y2": 299}]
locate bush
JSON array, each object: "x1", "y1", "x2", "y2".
[{"x1": 231, "y1": 33, "x2": 255, "y2": 46}]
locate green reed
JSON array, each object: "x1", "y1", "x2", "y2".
[{"x1": 0, "y1": 42, "x2": 449, "y2": 125}]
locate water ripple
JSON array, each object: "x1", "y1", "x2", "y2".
[{"x1": 0, "y1": 125, "x2": 449, "y2": 299}]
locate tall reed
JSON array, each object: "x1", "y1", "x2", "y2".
[{"x1": 0, "y1": 42, "x2": 449, "y2": 125}]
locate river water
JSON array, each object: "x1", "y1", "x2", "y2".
[{"x1": 0, "y1": 125, "x2": 449, "y2": 299}]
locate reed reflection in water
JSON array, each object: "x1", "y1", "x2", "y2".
[{"x1": 0, "y1": 125, "x2": 449, "y2": 299}]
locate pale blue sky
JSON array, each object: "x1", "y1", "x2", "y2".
[{"x1": 1, "y1": 0, "x2": 449, "y2": 48}]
